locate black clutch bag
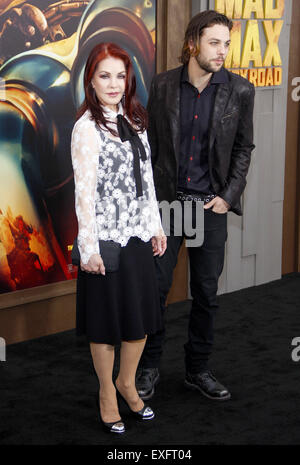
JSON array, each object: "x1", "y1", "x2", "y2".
[{"x1": 71, "y1": 237, "x2": 121, "y2": 272}]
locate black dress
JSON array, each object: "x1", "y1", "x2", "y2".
[{"x1": 76, "y1": 237, "x2": 162, "y2": 344}]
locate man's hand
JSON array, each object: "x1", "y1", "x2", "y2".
[
  {"x1": 152, "y1": 231, "x2": 167, "y2": 257},
  {"x1": 203, "y1": 196, "x2": 230, "y2": 214},
  {"x1": 80, "y1": 253, "x2": 105, "y2": 275}
]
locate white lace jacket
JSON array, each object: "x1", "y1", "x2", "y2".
[{"x1": 71, "y1": 107, "x2": 162, "y2": 265}]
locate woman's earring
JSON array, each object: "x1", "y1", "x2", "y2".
[{"x1": 122, "y1": 93, "x2": 125, "y2": 106}]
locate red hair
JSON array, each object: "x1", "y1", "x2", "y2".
[{"x1": 77, "y1": 42, "x2": 147, "y2": 135}]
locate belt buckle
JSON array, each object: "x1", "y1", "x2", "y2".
[
  {"x1": 177, "y1": 192, "x2": 215, "y2": 202},
  {"x1": 204, "y1": 194, "x2": 216, "y2": 204}
]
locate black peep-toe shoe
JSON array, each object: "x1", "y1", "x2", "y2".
[
  {"x1": 116, "y1": 390, "x2": 155, "y2": 421},
  {"x1": 95, "y1": 393, "x2": 125, "y2": 434}
]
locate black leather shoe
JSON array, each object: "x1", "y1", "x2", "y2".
[
  {"x1": 136, "y1": 368, "x2": 160, "y2": 400},
  {"x1": 101, "y1": 418, "x2": 126, "y2": 434},
  {"x1": 184, "y1": 371, "x2": 231, "y2": 401},
  {"x1": 95, "y1": 393, "x2": 125, "y2": 434},
  {"x1": 116, "y1": 390, "x2": 155, "y2": 421}
]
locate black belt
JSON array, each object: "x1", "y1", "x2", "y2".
[{"x1": 176, "y1": 191, "x2": 216, "y2": 204}]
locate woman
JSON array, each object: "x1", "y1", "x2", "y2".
[{"x1": 71, "y1": 42, "x2": 166, "y2": 434}]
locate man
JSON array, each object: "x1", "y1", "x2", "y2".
[{"x1": 136, "y1": 10, "x2": 255, "y2": 401}]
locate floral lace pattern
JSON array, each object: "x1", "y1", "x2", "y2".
[{"x1": 71, "y1": 108, "x2": 162, "y2": 265}]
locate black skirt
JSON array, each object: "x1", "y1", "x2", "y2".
[{"x1": 76, "y1": 237, "x2": 162, "y2": 344}]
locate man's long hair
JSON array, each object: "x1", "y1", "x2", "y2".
[
  {"x1": 180, "y1": 10, "x2": 233, "y2": 64},
  {"x1": 77, "y1": 42, "x2": 147, "y2": 135}
]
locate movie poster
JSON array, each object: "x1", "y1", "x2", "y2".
[
  {"x1": 215, "y1": 0, "x2": 285, "y2": 87},
  {"x1": 0, "y1": 0, "x2": 156, "y2": 293}
]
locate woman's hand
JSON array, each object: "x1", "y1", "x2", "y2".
[
  {"x1": 151, "y1": 230, "x2": 167, "y2": 257},
  {"x1": 80, "y1": 253, "x2": 106, "y2": 275}
]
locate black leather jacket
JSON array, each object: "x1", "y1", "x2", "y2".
[{"x1": 147, "y1": 66, "x2": 255, "y2": 215}]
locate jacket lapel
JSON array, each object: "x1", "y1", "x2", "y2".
[
  {"x1": 165, "y1": 67, "x2": 182, "y2": 165},
  {"x1": 208, "y1": 83, "x2": 232, "y2": 153}
]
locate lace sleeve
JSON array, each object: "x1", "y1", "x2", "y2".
[{"x1": 71, "y1": 118, "x2": 100, "y2": 264}]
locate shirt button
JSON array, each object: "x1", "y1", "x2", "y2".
[
  {"x1": 198, "y1": 94, "x2": 200, "y2": 98},
  {"x1": 187, "y1": 177, "x2": 191, "y2": 182},
  {"x1": 194, "y1": 115, "x2": 198, "y2": 119}
]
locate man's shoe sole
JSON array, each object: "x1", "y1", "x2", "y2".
[
  {"x1": 137, "y1": 372, "x2": 160, "y2": 401},
  {"x1": 184, "y1": 379, "x2": 231, "y2": 401}
]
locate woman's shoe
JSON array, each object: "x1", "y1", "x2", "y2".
[
  {"x1": 95, "y1": 393, "x2": 125, "y2": 434},
  {"x1": 116, "y1": 389, "x2": 155, "y2": 421},
  {"x1": 101, "y1": 419, "x2": 125, "y2": 434},
  {"x1": 129, "y1": 403, "x2": 155, "y2": 421}
]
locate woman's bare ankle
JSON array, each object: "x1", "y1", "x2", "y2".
[
  {"x1": 115, "y1": 377, "x2": 144, "y2": 411},
  {"x1": 99, "y1": 392, "x2": 120, "y2": 423}
]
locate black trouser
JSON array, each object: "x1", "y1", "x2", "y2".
[{"x1": 140, "y1": 204, "x2": 227, "y2": 374}]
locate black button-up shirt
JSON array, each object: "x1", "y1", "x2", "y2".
[{"x1": 178, "y1": 66, "x2": 229, "y2": 194}]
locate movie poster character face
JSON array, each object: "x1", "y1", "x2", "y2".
[{"x1": 0, "y1": 0, "x2": 156, "y2": 293}]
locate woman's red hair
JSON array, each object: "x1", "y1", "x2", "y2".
[{"x1": 77, "y1": 42, "x2": 147, "y2": 135}]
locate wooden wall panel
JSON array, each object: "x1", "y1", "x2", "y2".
[
  {"x1": 0, "y1": 281, "x2": 77, "y2": 344},
  {"x1": 298, "y1": 114, "x2": 300, "y2": 272},
  {"x1": 226, "y1": 214, "x2": 243, "y2": 292},
  {"x1": 242, "y1": 98, "x2": 260, "y2": 258},
  {"x1": 0, "y1": 292, "x2": 76, "y2": 345},
  {"x1": 282, "y1": 0, "x2": 300, "y2": 274},
  {"x1": 255, "y1": 111, "x2": 278, "y2": 284},
  {"x1": 166, "y1": 242, "x2": 189, "y2": 304}
]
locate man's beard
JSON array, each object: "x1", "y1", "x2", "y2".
[{"x1": 195, "y1": 55, "x2": 224, "y2": 73}]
